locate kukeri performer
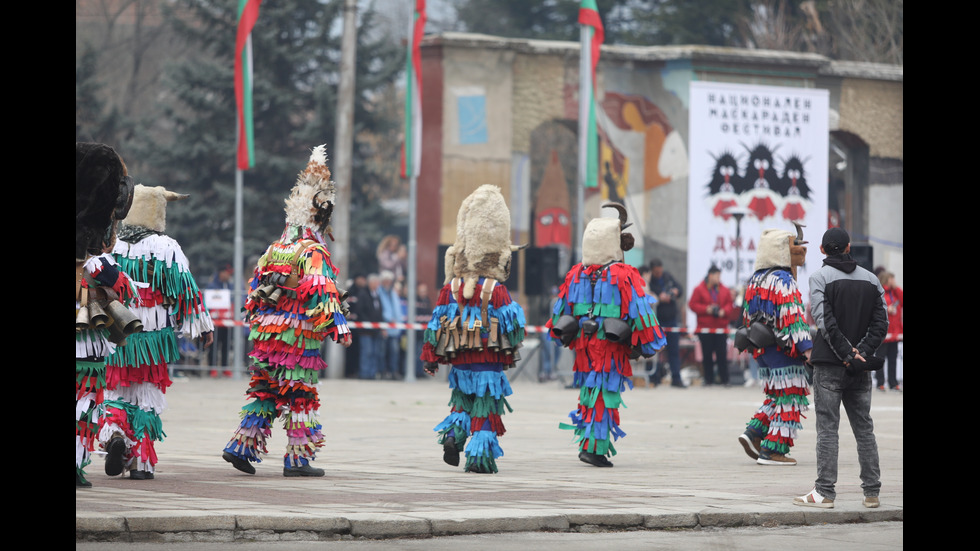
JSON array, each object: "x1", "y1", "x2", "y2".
[
  {"x1": 76, "y1": 142, "x2": 139, "y2": 488},
  {"x1": 98, "y1": 185, "x2": 214, "y2": 480},
  {"x1": 547, "y1": 203, "x2": 666, "y2": 467},
  {"x1": 222, "y1": 145, "x2": 352, "y2": 478},
  {"x1": 421, "y1": 185, "x2": 527, "y2": 474},
  {"x1": 735, "y1": 223, "x2": 812, "y2": 466}
]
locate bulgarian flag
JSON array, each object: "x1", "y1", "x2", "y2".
[
  {"x1": 400, "y1": 0, "x2": 426, "y2": 179},
  {"x1": 235, "y1": 0, "x2": 262, "y2": 171},
  {"x1": 578, "y1": 0, "x2": 604, "y2": 188}
]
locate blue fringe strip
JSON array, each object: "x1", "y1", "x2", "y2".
[
  {"x1": 466, "y1": 430, "x2": 504, "y2": 459},
  {"x1": 223, "y1": 441, "x2": 263, "y2": 463},
  {"x1": 432, "y1": 411, "x2": 470, "y2": 446},
  {"x1": 283, "y1": 456, "x2": 311, "y2": 468},
  {"x1": 222, "y1": 412, "x2": 273, "y2": 463},
  {"x1": 550, "y1": 267, "x2": 666, "y2": 354},
  {"x1": 489, "y1": 300, "x2": 526, "y2": 337},
  {"x1": 448, "y1": 366, "x2": 513, "y2": 399},
  {"x1": 561, "y1": 409, "x2": 627, "y2": 454},
  {"x1": 464, "y1": 429, "x2": 504, "y2": 474},
  {"x1": 573, "y1": 367, "x2": 633, "y2": 393}
]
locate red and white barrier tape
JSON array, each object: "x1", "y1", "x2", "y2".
[{"x1": 210, "y1": 318, "x2": 902, "y2": 341}]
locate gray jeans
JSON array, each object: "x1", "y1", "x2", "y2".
[{"x1": 812, "y1": 364, "x2": 881, "y2": 500}]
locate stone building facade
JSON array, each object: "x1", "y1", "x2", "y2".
[{"x1": 414, "y1": 32, "x2": 903, "y2": 307}]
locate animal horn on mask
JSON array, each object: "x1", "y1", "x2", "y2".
[
  {"x1": 792, "y1": 220, "x2": 807, "y2": 245},
  {"x1": 602, "y1": 201, "x2": 634, "y2": 252}
]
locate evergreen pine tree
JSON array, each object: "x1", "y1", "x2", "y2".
[{"x1": 134, "y1": 0, "x2": 402, "y2": 281}]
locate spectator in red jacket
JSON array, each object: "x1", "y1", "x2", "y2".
[
  {"x1": 690, "y1": 265, "x2": 736, "y2": 386},
  {"x1": 873, "y1": 270, "x2": 903, "y2": 391}
]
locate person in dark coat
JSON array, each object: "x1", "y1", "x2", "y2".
[{"x1": 647, "y1": 258, "x2": 685, "y2": 387}]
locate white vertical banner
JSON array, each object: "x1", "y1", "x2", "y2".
[{"x1": 687, "y1": 81, "x2": 829, "y2": 330}]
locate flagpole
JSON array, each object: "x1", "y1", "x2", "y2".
[
  {"x1": 233, "y1": 166, "x2": 244, "y2": 380},
  {"x1": 402, "y1": 1, "x2": 425, "y2": 383},
  {"x1": 406, "y1": 173, "x2": 417, "y2": 382},
  {"x1": 576, "y1": 23, "x2": 591, "y2": 262}
]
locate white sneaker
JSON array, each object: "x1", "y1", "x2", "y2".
[{"x1": 793, "y1": 488, "x2": 834, "y2": 508}]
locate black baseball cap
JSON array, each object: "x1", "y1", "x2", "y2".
[{"x1": 821, "y1": 227, "x2": 850, "y2": 254}]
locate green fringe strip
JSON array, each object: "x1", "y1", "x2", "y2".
[
  {"x1": 76, "y1": 360, "x2": 106, "y2": 392},
  {"x1": 437, "y1": 425, "x2": 468, "y2": 448},
  {"x1": 106, "y1": 327, "x2": 180, "y2": 367},
  {"x1": 577, "y1": 386, "x2": 626, "y2": 410},
  {"x1": 448, "y1": 389, "x2": 513, "y2": 418},
  {"x1": 103, "y1": 399, "x2": 167, "y2": 441}
]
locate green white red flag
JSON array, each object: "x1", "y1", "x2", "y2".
[
  {"x1": 400, "y1": 0, "x2": 426, "y2": 179},
  {"x1": 235, "y1": 0, "x2": 261, "y2": 171},
  {"x1": 579, "y1": 0, "x2": 604, "y2": 188}
]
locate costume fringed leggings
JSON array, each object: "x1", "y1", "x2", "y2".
[
  {"x1": 76, "y1": 359, "x2": 106, "y2": 484},
  {"x1": 434, "y1": 365, "x2": 512, "y2": 473},
  {"x1": 561, "y1": 374, "x2": 631, "y2": 457},
  {"x1": 559, "y1": 337, "x2": 633, "y2": 458},
  {"x1": 745, "y1": 364, "x2": 810, "y2": 454},
  {"x1": 98, "y1": 330, "x2": 174, "y2": 474},
  {"x1": 223, "y1": 360, "x2": 324, "y2": 469},
  {"x1": 99, "y1": 397, "x2": 166, "y2": 473}
]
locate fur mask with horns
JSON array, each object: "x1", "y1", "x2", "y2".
[
  {"x1": 284, "y1": 145, "x2": 337, "y2": 240},
  {"x1": 581, "y1": 202, "x2": 634, "y2": 266},
  {"x1": 443, "y1": 184, "x2": 525, "y2": 299},
  {"x1": 753, "y1": 222, "x2": 807, "y2": 279},
  {"x1": 122, "y1": 184, "x2": 188, "y2": 233}
]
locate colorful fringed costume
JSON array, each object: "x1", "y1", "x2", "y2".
[
  {"x1": 76, "y1": 254, "x2": 138, "y2": 486},
  {"x1": 736, "y1": 226, "x2": 812, "y2": 466},
  {"x1": 76, "y1": 141, "x2": 137, "y2": 488},
  {"x1": 98, "y1": 215, "x2": 214, "y2": 478},
  {"x1": 223, "y1": 145, "x2": 351, "y2": 477},
  {"x1": 421, "y1": 184, "x2": 525, "y2": 474},
  {"x1": 421, "y1": 277, "x2": 525, "y2": 473},
  {"x1": 223, "y1": 224, "x2": 350, "y2": 472},
  {"x1": 740, "y1": 267, "x2": 812, "y2": 460},
  {"x1": 548, "y1": 261, "x2": 666, "y2": 464}
]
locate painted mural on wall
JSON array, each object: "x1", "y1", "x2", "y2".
[
  {"x1": 528, "y1": 89, "x2": 688, "y2": 271},
  {"x1": 534, "y1": 150, "x2": 572, "y2": 250},
  {"x1": 687, "y1": 81, "x2": 829, "y2": 331},
  {"x1": 595, "y1": 91, "x2": 689, "y2": 266},
  {"x1": 528, "y1": 121, "x2": 579, "y2": 280}
]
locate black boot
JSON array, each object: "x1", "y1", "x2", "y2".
[
  {"x1": 76, "y1": 471, "x2": 92, "y2": 488},
  {"x1": 104, "y1": 436, "x2": 126, "y2": 476},
  {"x1": 283, "y1": 463, "x2": 325, "y2": 477},
  {"x1": 129, "y1": 470, "x2": 154, "y2": 480},
  {"x1": 443, "y1": 436, "x2": 460, "y2": 466},
  {"x1": 223, "y1": 451, "x2": 256, "y2": 475},
  {"x1": 578, "y1": 451, "x2": 614, "y2": 467}
]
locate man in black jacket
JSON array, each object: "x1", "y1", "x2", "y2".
[
  {"x1": 794, "y1": 228, "x2": 888, "y2": 510},
  {"x1": 647, "y1": 259, "x2": 685, "y2": 387}
]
